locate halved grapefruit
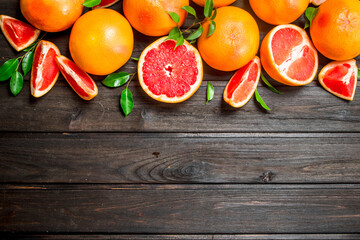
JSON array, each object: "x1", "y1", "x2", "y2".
[
  {"x1": 223, "y1": 56, "x2": 261, "y2": 108},
  {"x1": 318, "y1": 59, "x2": 358, "y2": 101},
  {"x1": 0, "y1": 15, "x2": 40, "y2": 51},
  {"x1": 138, "y1": 37, "x2": 203, "y2": 103},
  {"x1": 31, "y1": 40, "x2": 60, "y2": 98},
  {"x1": 92, "y1": 0, "x2": 120, "y2": 9},
  {"x1": 260, "y1": 24, "x2": 319, "y2": 86},
  {"x1": 56, "y1": 55, "x2": 98, "y2": 101}
]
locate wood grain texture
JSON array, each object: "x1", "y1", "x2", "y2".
[
  {"x1": 1, "y1": 184, "x2": 360, "y2": 233},
  {"x1": 0, "y1": 133, "x2": 360, "y2": 184}
]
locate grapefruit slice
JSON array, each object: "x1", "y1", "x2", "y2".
[
  {"x1": 31, "y1": 40, "x2": 60, "y2": 98},
  {"x1": 0, "y1": 15, "x2": 40, "y2": 51},
  {"x1": 138, "y1": 37, "x2": 203, "y2": 103},
  {"x1": 260, "y1": 24, "x2": 318, "y2": 86},
  {"x1": 56, "y1": 55, "x2": 98, "y2": 101},
  {"x1": 223, "y1": 56, "x2": 261, "y2": 108},
  {"x1": 92, "y1": 0, "x2": 120, "y2": 9},
  {"x1": 318, "y1": 59, "x2": 358, "y2": 101}
]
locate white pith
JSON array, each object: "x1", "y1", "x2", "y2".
[{"x1": 138, "y1": 36, "x2": 203, "y2": 103}]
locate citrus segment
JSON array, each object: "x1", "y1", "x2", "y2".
[
  {"x1": 123, "y1": 0, "x2": 188, "y2": 37},
  {"x1": 191, "y1": 0, "x2": 236, "y2": 7},
  {"x1": 56, "y1": 55, "x2": 98, "y2": 101},
  {"x1": 260, "y1": 24, "x2": 318, "y2": 86},
  {"x1": 20, "y1": 0, "x2": 84, "y2": 32},
  {"x1": 138, "y1": 37, "x2": 203, "y2": 103},
  {"x1": 223, "y1": 56, "x2": 261, "y2": 108},
  {"x1": 31, "y1": 40, "x2": 60, "y2": 98},
  {"x1": 0, "y1": 15, "x2": 40, "y2": 51},
  {"x1": 93, "y1": 0, "x2": 120, "y2": 9},
  {"x1": 319, "y1": 59, "x2": 358, "y2": 100}
]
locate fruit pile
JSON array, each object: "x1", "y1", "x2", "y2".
[{"x1": 0, "y1": 0, "x2": 359, "y2": 116}]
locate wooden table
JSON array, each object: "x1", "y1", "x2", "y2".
[{"x1": 1, "y1": 1, "x2": 360, "y2": 239}]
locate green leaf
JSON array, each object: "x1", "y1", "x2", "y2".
[
  {"x1": 207, "y1": 20, "x2": 216, "y2": 37},
  {"x1": 10, "y1": 71, "x2": 23, "y2": 96},
  {"x1": 102, "y1": 72, "x2": 131, "y2": 88},
  {"x1": 255, "y1": 89, "x2": 271, "y2": 111},
  {"x1": 175, "y1": 33, "x2": 185, "y2": 49},
  {"x1": 186, "y1": 25, "x2": 203, "y2": 41},
  {"x1": 167, "y1": 11, "x2": 180, "y2": 24},
  {"x1": 121, "y1": 88, "x2": 134, "y2": 117},
  {"x1": 204, "y1": 0, "x2": 214, "y2": 18},
  {"x1": 82, "y1": 0, "x2": 101, "y2": 8},
  {"x1": 261, "y1": 73, "x2": 283, "y2": 95},
  {"x1": 167, "y1": 27, "x2": 181, "y2": 41},
  {"x1": 131, "y1": 57, "x2": 139, "y2": 61},
  {"x1": 22, "y1": 51, "x2": 34, "y2": 76},
  {"x1": 0, "y1": 58, "x2": 19, "y2": 81},
  {"x1": 210, "y1": 5, "x2": 217, "y2": 20},
  {"x1": 304, "y1": 7, "x2": 319, "y2": 29},
  {"x1": 358, "y1": 69, "x2": 360, "y2": 79},
  {"x1": 304, "y1": 20, "x2": 310, "y2": 30},
  {"x1": 182, "y1": 6, "x2": 197, "y2": 19},
  {"x1": 206, "y1": 82, "x2": 214, "y2": 103}
]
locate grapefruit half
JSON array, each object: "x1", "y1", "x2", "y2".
[
  {"x1": 223, "y1": 56, "x2": 261, "y2": 108},
  {"x1": 138, "y1": 37, "x2": 203, "y2": 103},
  {"x1": 93, "y1": 0, "x2": 120, "y2": 9},
  {"x1": 0, "y1": 15, "x2": 40, "y2": 51},
  {"x1": 319, "y1": 59, "x2": 358, "y2": 101},
  {"x1": 260, "y1": 24, "x2": 319, "y2": 86}
]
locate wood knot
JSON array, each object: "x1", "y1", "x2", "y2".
[
  {"x1": 152, "y1": 152, "x2": 160, "y2": 158},
  {"x1": 260, "y1": 171, "x2": 275, "y2": 183}
]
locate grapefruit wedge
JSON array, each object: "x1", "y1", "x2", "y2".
[
  {"x1": 260, "y1": 24, "x2": 318, "y2": 86},
  {"x1": 319, "y1": 59, "x2": 358, "y2": 101},
  {"x1": 31, "y1": 40, "x2": 60, "y2": 98},
  {"x1": 138, "y1": 37, "x2": 203, "y2": 103},
  {"x1": 92, "y1": 0, "x2": 120, "y2": 9},
  {"x1": 56, "y1": 55, "x2": 98, "y2": 101},
  {"x1": 0, "y1": 15, "x2": 40, "y2": 51},
  {"x1": 223, "y1": 56, "x2": 261, "y2": 108}
]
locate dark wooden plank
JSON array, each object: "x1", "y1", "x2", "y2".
[
  {"x1": 1, "y1": 184, "x2": 360, "y2": 233},
  {"x1": 1, "y1": 133, "x2": 360, "y2": 184},
  {"x1": 4, "y1": 234, "x2": 360, "y2": 240}
]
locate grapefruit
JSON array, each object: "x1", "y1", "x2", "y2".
[
  {"x1": 69, "y1": 9, "x2": 134, "y2": 76},
  {"x1": 249, "y1": 0, "x2": 310, "y2": 25},
  {"x1": 138, "y1": 37, "x2": 203, "y2": 103},
  {"x1": 56, "y1": 55, "x2": 98, "y2": 101},
  {"x1": 260, "y1": 24, "x2": 318, "y2": 86},
  {"x1": 31, "y1": 40, "x2": 60, "y2": 98},
  {"x1": 20, "y1": 0, "x2": 84, "y2": 32},
  {"x1": 197, "y1": 6, "x2": 260, "y2": 72},
  {"x1": 0, "y1": 15, "x2": 40, "y2": 51},
  {"x1": 192, "y1": 0, "x2": 236, "y2": 7},
  {"x1": 318, "y1": 59, "x2": 358, "y2": 101},
  {"x1": 310, "y1": 0, "x2": 360, "y2": 61},
  {"x1": 223, "y1": 56, "x2": 261, "y2": 108},
  {"x1": 123, "y1": 0, "x2": 189, "y2": 37},
  {"x1": 93, "y1": 0, "x2": 120, "y2": 9}
]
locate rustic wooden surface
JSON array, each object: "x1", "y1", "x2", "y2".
[{"x1": 0, "y1": 0, "x2": 359, "y2": 239}]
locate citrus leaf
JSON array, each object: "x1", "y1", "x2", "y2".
[
  {"x1": 102, "y1": 72, "x2": 130, "y2": 88},
  {"x1": 186, "y1": 25, "x2": 203, "y2": 41},
  {"x1": 120, "y1": 88, "x2": 134, "y2": 117},
  {"x1": 83, "y1": 0, "x2": 101, "y2": 7},
  {"x1": 22, "y1": 51, "x2": 34, "y2": 76},
  {"x1": 167, "y1": 11, "x2": 180, "y2": 24},
  {"x1": 304, "y1": 20, "x2": 310, "y2": 30},
  {"x1": 207, "y1": 20, "x2": 216, "y2": 37},
  {"x1": 10, "y1": 71, "x2": 23, "y2": 96},
  {"x1": 261, "y1": 73, "x2": 283, "y2": 95},
  {"x1": 168, "y1": 27, "x2": 181, "y2": 41},
  {"x1": 255, "y1": 89, "x2": 271, "y2": 111},
  {"x1": 206, "y1": 82, "x2": 214, "y2": 103},
  {"x1": 204, "y1": 0, "x2": 214, "y2": 18},
  {"x1": 304, "y1": 7, "x2": 319, "y2": 29},
  {"x1": 210, "y1": 5, "x2": 217, "y2": 20},
  {"x1": 175, "y1": 33, "x2": 185, "y2": 49},
  {"x1": 0, "y1": 58, "x2": 19, "y2": 81},
  {"x1": 358, "y1": 69, "x2": 360, "y2": 79},
  {"x1": 182, "y1": 6, "x2": 197, "y2": 19},
  {"x1": 131, "y1": 57, "x2": 139, "y2": 61}
]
